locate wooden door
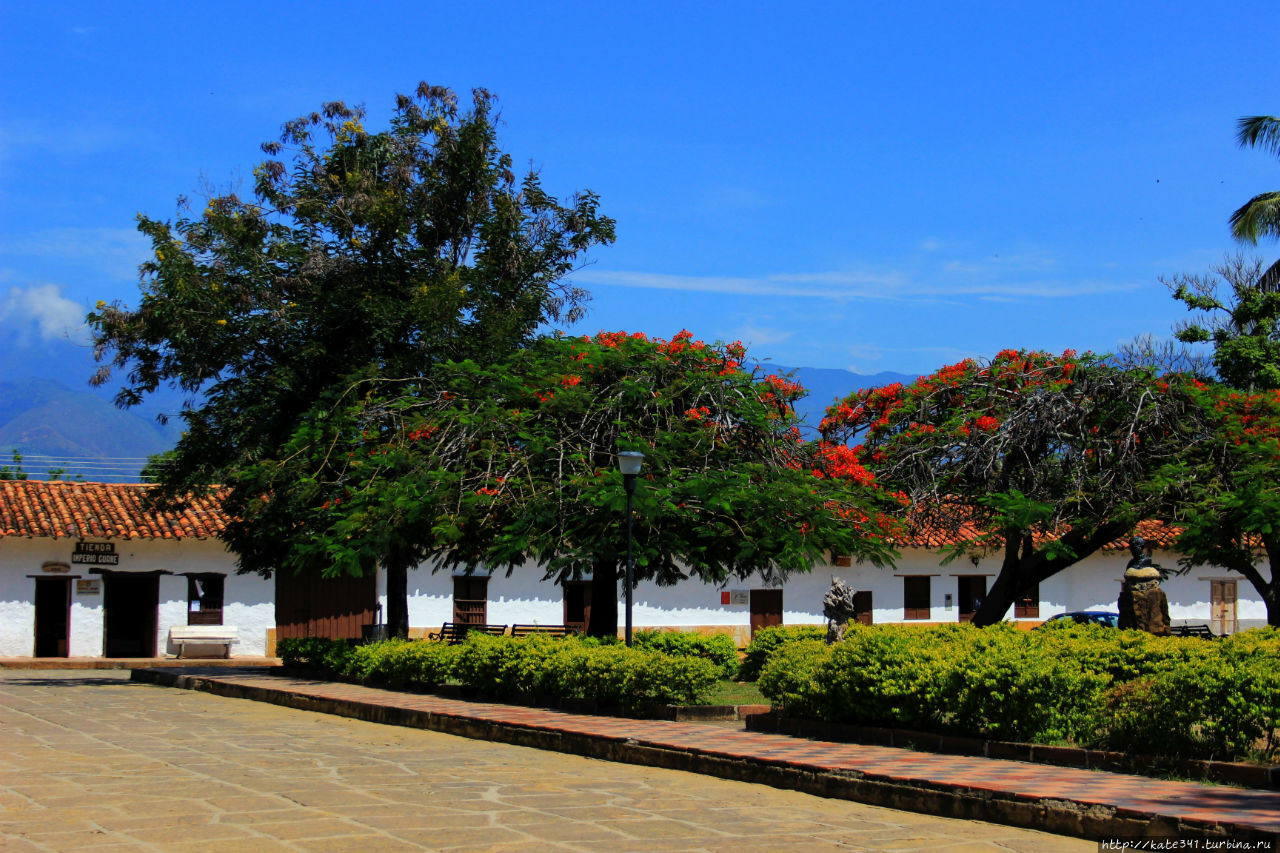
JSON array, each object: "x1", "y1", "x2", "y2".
[
  {"x1": 103, "y1": 573, "x2": 159, "y2": 657},
  {"x1": 1211, "y1": 580, "x2": 1237, "y2": 635},
  {"x1": 34, "y1": 577, "x2": 70, "y2": 657},
  {"x1": 275, "y1": 570, "x2": 377, "y2": 641},
  {"x1": 957, "y1": 576, "x2": 986, "y2": 623},
  {"x1": 853, "y1": 590, "x2": 873, "y2": 625},
  {"x1": 749, "y1": 589, "x2": 783, "y2": 638},
  {"x1": 563, "y1": 580, "x2": 591, "y2": 633}
]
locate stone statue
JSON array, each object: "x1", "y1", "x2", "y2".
[
  {"x1": 1117, "y1": 536, "x2": 1170, "y2": 635},
  {"x1": 823, "y1": 577, "x2": 858, "y2": 644}
]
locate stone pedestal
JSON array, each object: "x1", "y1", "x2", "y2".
[{"x1": 1118, "y1": 566, "x2": 1170, "y2": 635}]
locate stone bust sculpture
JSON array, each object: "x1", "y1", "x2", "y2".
[{"x1": 1118, "y1": 536, "x2": 1169, "y2": 635}]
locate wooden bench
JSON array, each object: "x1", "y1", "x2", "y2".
[
  {"x1": 426, "y1": 622, "x2": 508, "y2": 644},
  {"x1": 1170, "y1": 623, "x2": 1216, "y2": 639},
  {"x1": 510, "y1": 623, "x2": 580, "y2": 639},
  {"x1": 168, "y1": 625, "x2": 239, "y2": 659}
]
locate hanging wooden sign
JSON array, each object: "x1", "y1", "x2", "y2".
[{"x1": 72, "y1": 542, "x2": 119, "y2": 566}]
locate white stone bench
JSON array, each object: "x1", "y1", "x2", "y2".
[{"x1": 167, "y1": 626, "x2": 239, "y2": 659}]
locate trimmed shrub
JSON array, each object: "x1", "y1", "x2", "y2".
[
  {"x1": 757, "y1": 639, "x2": 831, "y2": 717},
  {"x1": 1102, "y1": 650, "x2": 1280, "y2": 762},
  {"x1": 632, "y1": 629, "x2": 740, "y2": 678},
  {"x1": 277, "y1": 637, "x2": 357, "y2": 672},
  {"x1": 739, "y1": 624, "x2": 825, "y2": 681},
  {"x1": 820, "y1": 623, "x2": 969, "y2": 731},
  {"x1": 947, "y1": 624, "x2": 1110, "y2": 743},
  {"x1": 756, "y1": 623, "x2": 1280, "y2": 764},
  {"x1": 344, "y1": 639, "x2": 458, "y2": 689},
  {"x1": 452, "y1": 633, "x2": 719, "y2": 711}
]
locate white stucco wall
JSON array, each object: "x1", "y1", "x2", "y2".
[
  {"x1": 395, "y1": 546, "x2": 1272, "y2": 640},
  {"x1": 0, "y1": 536, "x2": 274, "y2": 657}
]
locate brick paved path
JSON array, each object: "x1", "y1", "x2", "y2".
[
  {"x1": 0, "y1": 670, "x2": 1089, "y2": 852},
  {"x1": 133, "y1": 668, "x2": 1280, "y2": 844}
]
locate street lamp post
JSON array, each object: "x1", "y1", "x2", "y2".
[{"x1": 617, "y1": 451, "x2": 644, "y2": 647}]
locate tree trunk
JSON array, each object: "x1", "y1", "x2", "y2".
[
  {"x1": 970, "y1": 531, "x2": 1026, "y2": 627},
  {"x1": 385, "y1": 548, "x2": 410, "y2": 640},
  {"x1": 970, "y1": 521, "x2": 1131, "y2": 628},
  {"x1": 1238, "y1": 541, "x2": 1280, "y2": 628},
  {"x1": 588, "y1": 557, "x2": 618, "y2": 640}
]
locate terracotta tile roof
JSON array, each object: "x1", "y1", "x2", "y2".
[
  {"x1": 0, "y1": 481, "x2": 228, "y2": 541},
  {"x1": 0, "y1": 480, "x2": 1186, "y2": 553},
  {"x1": 896, "y1": 511, "x2": 1180, "y2": 553}
]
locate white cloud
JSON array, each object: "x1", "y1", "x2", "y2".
[
  {"x1": 575, "y1": 266, "x2": 1138, "y2": 302},
  {"x1": 732, "y1": 321, "x2": 795, "y2": 347},
  {"x1": 0, "y1": 284, "x2": 89, "y2": 344},
  {"x1": 0, "y1": 227, "x2": 149, "y2": 281}
]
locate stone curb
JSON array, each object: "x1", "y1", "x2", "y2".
[
  {"x1": 130, "y1": 668, "x2": 1278, "y2": 844},
  {"x1": 748, "y1": 713, "x2": 1280, "y2": 790}
]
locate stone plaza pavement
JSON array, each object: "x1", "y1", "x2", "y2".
[{"x1": 0, "y1": 670, "x2": 1092, "y2": 852}]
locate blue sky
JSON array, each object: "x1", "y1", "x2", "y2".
[{"x1": 2, "y1": 1, "x2": 1278, "y2": 382}]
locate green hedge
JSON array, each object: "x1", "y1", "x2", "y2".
[
  {"x1": 631, "y1": 629, "x2": 740, "y2": 678},
  {"x1": 278, "y1": 637, "x2": 458, "y2": 689},
  {"x1": 739, "y1": 625, "x2": 825, "y2": 681},
  {"x1": 276, "y1": 633, "x2": 718, "y2": 712},
  {"x1": 756, "y1": 623, "x2": 1280, "y2": 763}
]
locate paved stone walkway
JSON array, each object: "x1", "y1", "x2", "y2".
[
  {"x1": 132, "y1": 668, "x2": 1280, "y2": 844},
  {"x1": 0, "y1": 671, "x2": 1089, "y2": 852}
]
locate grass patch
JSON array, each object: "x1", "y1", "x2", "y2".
[{"x1": 704, "y1": 679, "x2": 768, "y2": 706}]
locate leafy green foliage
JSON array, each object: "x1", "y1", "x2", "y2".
[
  {"x1": 631, "y1": 630, "x2": 739, "y2": 678},
  {"x1": 276, "y1": 633, "x2": 718, "y2": 712},
  {"x1": 287, "y1": 331, "x2": 899, "y2": 635},
  {"x1": 1168, "y1": 255, "x2": 1280, "y2": 391},
  {"x1": 756, "y1": 624, "x2": 1280, "y2": 763},
  {"x1": 0, "y1": 450, "x2": 27, "y2": 481},
  {"x1": 343, "y1": 639, "x2": 459, "y2": 689},
  {"x1": 1148, "y1": 382, "x2": 1280, "y2": 626},
  {"x1": 1229, "y1": 116, "x2": 1280, "y2": 245},
  {"x1": 739, "y1": 624, "x2": 825, "y2": 681},
  {"x1": 820, "y1": 350, "x2": 1205, "y2": 624},
  {"x1": 756, "y1": 639, "x2": 831, "y2": 718},
  {"x1": 88, "y1": 84, "x2": 615, "y2": 636}
]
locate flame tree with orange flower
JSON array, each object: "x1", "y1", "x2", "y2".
[
  {"x1": 288, "y1": 331, "x2": 899, "y2": 639},
  {"x1": 1150, "y1": 384, "x2": 1280, "y2": 626},
  {"x1": 820, "y1": 349, "x2": 1205, "y2": 626}
]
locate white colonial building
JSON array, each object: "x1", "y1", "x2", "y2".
[
  {"x1": 0, "y1": 481, "x2": 1269, "y2": 657},
  {"x1": 0, "y1": 481, "x2": 273, "y2": 658}
]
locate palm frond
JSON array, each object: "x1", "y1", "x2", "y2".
[
  {"x1": 1260, "y1": 257, "x2": 1280, "y2": 294},
  {"x1": 1229, "y1": 191, "x2": 1280, "y2": 244},
  {"x1": 1237, "y1": 116, "x2": 1280, "y2": 157}
]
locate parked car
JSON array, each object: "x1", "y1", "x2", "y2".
[{"x1": 1038, "y1": 610, "x2": 1120, "y2": 628}]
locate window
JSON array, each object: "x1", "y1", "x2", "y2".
[
  {"x1": 1014, "y1": 581, "x2": 1040, "y2": 619},
  {"x1": 957, "y1": 575, "x2": 986, "y2": 622},
  {"x1": 187, "y1": 574, "x2": 224, "y2": 626},
  {"x1": 903, "y1": 576, "x2": 930, "y2": 620},
  {"x1": 453, "y1": 576, "x2": 489, "y2": 625}
]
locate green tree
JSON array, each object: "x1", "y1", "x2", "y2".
[
  {"x1": 88, "y1": 84, "x2": 615, "y2": 637},
  {"x1": 1151, "y1": 384, "x2": 1280, "y2": 626},
  {"x1": 281, "y1": 331, "x2": 899, "y2": 638},
  {"x1": 1168, "y1": 255, "x2": 1280, "y2": 390},
  {"x1": 820, "y1": 350, "x2": 1204, "y2": 626},
  {"x1": 1230, "y1": 115, "x2": 1280, "y2": 245},
  {"x1": 0, "y1": 450, "x2": 27, "y2": 481}
]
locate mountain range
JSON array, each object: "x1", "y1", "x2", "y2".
[{"x1": 0, "y1": 337, "x2": 912, "y2": 481}]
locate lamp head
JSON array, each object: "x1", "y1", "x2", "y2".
[{"x1": 617, "y1": 451, "x2": 645, "y2": 477}]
